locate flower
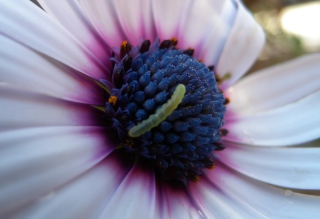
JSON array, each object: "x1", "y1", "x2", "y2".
[{"x1": 1, "y1": 0, "x2": 320, "y2": 218}]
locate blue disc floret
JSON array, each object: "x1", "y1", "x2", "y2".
[{"x1": 102, "y1": 38, "x2": 227, "y2": 183}]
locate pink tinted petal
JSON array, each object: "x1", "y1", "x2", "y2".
[
  {"x1": 194, "y1": 0, "x2": 237, "y2": 65},
  {"x1": 38, "y1": 0, "x2": 112, "y2": 69},
  {"x1": 226, "y1": 54, "x2": 320, "y2": 114},
  {"x1": 219, "y1": 141, "x2": 320, "y2": 189},
  {"x1": 0, "y1": 1, "x2": 108, "y2": 79},
  {"x1": 152, "y1": 0, "x2": 191, "y2": 41},
  {"x1": 97, "y1": 165, "x2": 155, "y2": 219},
  {"x1": 194, "y1": 164, "x2": 320, "y2": 219},
  {"x1": 153, "y1": 182, "x2": 170, "y2": 219},
  {"x1": 216, "y1": 1, "x2": 265, "y2": 90},
  {"x1": 109, "y1": 0, "x2": 156, "y2": 46},
  {"x1": 153, "y1": 0, "x2": 237, "y2": 66},
  {"x1": 224, "y1": 90, "x2": 320, "y2": 146},
  {"x1": 164, "y1": 185, "x2": 205, "y2": 219},
  {"x1": 0, "y1": 84, "x2": 100, "y2": 129},
  {"x1": 79, "y1": 0, "x2": 127, "y2": 48},
  {"x1": 3, "y1": 155, "x2": 128, "y2": 219},
  {"x1": 190, "y1": 178, "x2": 265, "y2": 218},
  {"x1": 0, "y1": 126, "x2": 113, "y2": 216},
  {"x1": 0, "y1": 36, "x2": 103, "y2": 104}
]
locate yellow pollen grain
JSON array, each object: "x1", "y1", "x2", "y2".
[
  {"x1": 108, "y1": 96, "x2": 118, "y2": 105},
  {"x1": 208, "y1": 162, "x2": 216, "y2": 170},
  {"x1": 125, "y1": 138, "x2": 134, "y2": 148},
  {"x1": 171, "y1": 37, "x2": 178, "y2": 45},
  {"x1": 121, "y1": 41, "x2": 129, "y2": 50}
]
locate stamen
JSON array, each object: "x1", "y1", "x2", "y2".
[
  {"x1": 220, "y1": 129, "x2": 229, "y2": 136},
  {"x1": 184, "y1": 48, "x2": 194, "y2": 56},
  {"x1": 170, "y1": 37, "x2": 178, "y2": 47},
  {"x1": 159, "y1": 40, "x2": 171, "y2": 49},
  {"x1": 108, "y1": 96, "x2": 118, "y2": 105},
  {"x1": 113, "y1": 67, "x2": 124, "y2": 88},
  {"x1": 214, "y1": 142, "x2": 226, "y2": 151},
  {"x1": 223, "y1": 97, "x2": 230, "y2": 105},
  {"x1": 120, "y1": 40, "x2": 132, "y2": 59},
  {"x1": 140, "y1": 40, "x2": 151, "y2": 53},
  {"x1": 208, "y1": 65, "x2": 214, "y2": 71}
]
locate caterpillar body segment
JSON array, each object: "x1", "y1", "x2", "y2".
[{"x1": 129, "y1": 84, "x2": 186, "y2": 137}]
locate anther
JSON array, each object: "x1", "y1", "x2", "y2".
[
  {"x1": 214, "y1": 142, "x2": 226, "y2": 151},
  {"x1": 184, "y1": 48, "x2": 194, "y2": 57},
  {"x1": 223, "y1": 98, "x2": 230, "y2": 105},
  {"x1": 120, "y1": 41, "x2": 132, "y2": 59},
  {"x1": 113, "y1": 67, "x2": 124, "y2": 88},
  {"x1": 140, "y1": 40, "x2": 151, "y2": 53},
  {"x1": 220, "y1": 129, "x2": 229, "y2": 136},
  {"x1": 207, "y1": 162, "x2": 216, "y2": 170},
  {"x1": 159, "y1": 40, "x2": 171, "y2": 49},
  {"x1": 111, "y1": 52, "x2": 116, "y2": 68},
  {"x1": 123, "y1": 56, "x2": 133, "y2": 72},
  {"x1": 170, "y1": 37, "x2": 178, "y2": 47},
  {"x1": 208, "y1": 65, "x2": 214, "y2": 71},
  {"x1": 108, "y1": 96, "x2": 118, "y2": 105}
]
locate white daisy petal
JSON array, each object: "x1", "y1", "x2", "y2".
[
  {"x1": 0, "y1": 84, "x2": 99, "y2": 129},
  {"x1": 224, "y1": 90, "x2": 320, "y2": 146},
  {"x1": 97, "y1": 165, "x2": 156, "y2": 219},
  {"x1": 107, "y1": 0, "x2": 156, "y2": 46},
  {"x1": 219, "y1": 141, "x2": 320, "y2": 189},
  {"x1": 0, "y1": 1, "x2": 108, "y2": 79},
  {"x1": 152, "y1": 0, "x2": 191, "y2": 41},
  {"x1": 190, "y1": 180, "x2": 265, "y2": 218},
  {"x1": 37, "y1": 0, "x2": 112, "y2": 66},
  {"x1": 4, "y1": 158, "x2": 125, "y2": 219},
  {"x1": 0, "y1": 126, "x2": 113, "y2": 216},
  {"x1": 153, "y1": 0, "x2": 237, "y2": 66},
  {"x1": 190, "y1": 164, "x2": 320, "y2": 219},
  {"x1": 153, "y1": 185, "x2": 170, "y2": 219},
  {"x1": 216, "y1": 1, "x2": 265, "y2": 89},
  {"x1": 226, "y1": 54, "x2": 320, "y2": 114},
  {"x1": 165, "y1": 185, "x2": 203, "y2": 219},
  {"x1": 79, "y1": 0, "x2": 128, "y2": 48},
  {"x1": 0, "y1": 35, "x2": 103, "y2": 104}
]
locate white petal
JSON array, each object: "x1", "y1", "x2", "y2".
[
  {"x1": 226, "y1": 54, "x2": 320, "y2": 114},
  {"x1": 219, "y1": 141, "x2": 320, "y2": 189},
  {"x1": 190, "y1": 164, "x2": 320, "y2": 219},
  {"x1": 37, "y1": 0, "x2": 112, "y2": 67},
  {"x1": 165, "y1": 185, "x2": 203, "y2": 219},
  {"x1": 79, "y1": 0, "x2": 128, "y2": 48},
  {"x1": 0, "y1": 126, "x2": 113, "y2": 216},
  {"x1": 107, "y1": 0, "x2": 156, "y2": 46},
  {"x1": 97, "y1": 164, "x2": 156, "y2": 219},
  {"x1": 0, "y1": 84, "x2": 99, "y2": 129},
  {"x1": 152, "y1": 0, "x2": 237, "y2": 66},
  {"x1": 216, "y1": 1, "x2": 265, "y2": 89},
  {"x1": 0, "y1": 35, "x2": 103, "y2": 104},
  {"x1": 3, "y1": 155, "x2": 129, "y2": 219},
  {"x1": 0, "y1": 1, "x2": 108, "y2": 79},
  {"x1": 153, "y1": 184, "x2": 170, "y2": 219},
  {"x1": 224, "y1": 90, "x2": 320, "y2": 146}
]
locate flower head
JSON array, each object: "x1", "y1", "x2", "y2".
[{"x1": 0, "y1": 0, "x2": 320, "y2": 218}]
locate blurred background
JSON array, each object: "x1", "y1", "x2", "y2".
[
  {"x1": 31, "y1": 0, "x2": 320, "y2": 73},
  {"x1": 243, "y1": 0, "x2": 320, "y2": 73}
]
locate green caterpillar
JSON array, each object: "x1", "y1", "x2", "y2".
[{"x1": 129, "y1": 84, "x2": 186, "y2": 138}]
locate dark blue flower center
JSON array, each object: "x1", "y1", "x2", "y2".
[{"x1": 102, "y1": 39, "x2": 227, "y2": 183}]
